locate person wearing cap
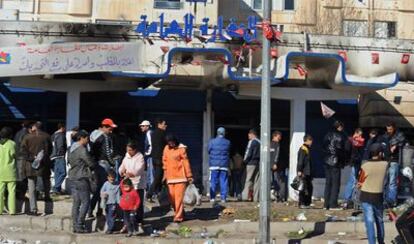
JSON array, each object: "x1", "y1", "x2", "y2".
[
  {"x1": 89, "y1": 118, "x2": 117, "y2": 218},
  {"x1": 208, "y1": 127, "x2": 231, "y2": 203},
  {"x1": 139, "y1": 120, "x2": 154, "y2": 191},
  {"x1": 358, "y1": 143, "x2": 389, "y2": 244},
  {"x1": 146, "y1": 118, "x2": 167, "y2": 201}
]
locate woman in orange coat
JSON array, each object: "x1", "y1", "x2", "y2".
[{"x1": 163, "y1": 134, "x2": 193, "y2": 223}]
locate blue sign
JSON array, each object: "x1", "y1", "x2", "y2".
[{"x1": 135, "y1": 14, "x2": 258, "y2": 43}]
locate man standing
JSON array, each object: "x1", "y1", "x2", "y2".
[
  {"x1": 383, "y1": 121, "x2": 406, "y2": 207},
  {"x1": 208, "y1": 127, "x2": 231, "y2": 203},
  {"x1": 270, "y1": 131, "x2": 287, "y2": 202},
  {"x1": 297, "y1": 134, "x2": 313, "y2": 209},
  {"x1": 323, "y1": 120, "x2": 347, "y2": 210},
  {"x1": 50, "y1": 123, "x2": 67, "y2": 195},
  {"x1": 358, "y1": 143, "x2": 388, "y2": 244},
  {"x1": 89, "y1": 118, "x2": 117, "y2": 217},
  {"x1": 139, "y1": 120, "x2": 153, "y2": 190},
  {"x1": 21, "y1": 122, "x2": 52, "y2": 215},
  {"x1": 242, "y1": 129, "x2": 261, "y2": 202},
  {"x1": 146, "y1": 118, "x2": 167, "y2": 201},
  {"x1": 14, "y1": 121, "x2": 31, "y2": 210}
]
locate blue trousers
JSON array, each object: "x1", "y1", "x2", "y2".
[
  {"x1": 361, "y1": 202, "x2": 385, "y2": 244},
  {"x1": 53, "y1": 158, "x2": 67, "y2": 193},
  {"x1": 105, "y1": 204, "x2": 117, "y2": 231},
  {"x1": 344, "y1": 165, "x2": 359, "y2": 201},
  {"x1": 145, "y1": 157, "x2": 154, "y2": 190},
  {"x1": 386, "y1": 162, "x2": 399, "y2": 205},
  {"x1": 210, "y1": 170, "x2": 228, "y2": 201}
]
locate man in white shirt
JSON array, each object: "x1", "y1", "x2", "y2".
[{"x1": 140, "y1": 120, "x2": 153, "y2": 191}]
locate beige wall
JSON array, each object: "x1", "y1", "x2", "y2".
[{"x1": 1, "y1": 0, "x2": 414, "y2": 39}]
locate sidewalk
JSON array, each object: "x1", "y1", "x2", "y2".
[{"x1": 0, "y1": 196, "x2": 399, "y2": 244}]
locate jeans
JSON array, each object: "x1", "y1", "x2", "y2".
[
  {"x1": 0, "y1": 181, "x2": 16, "y2": 214},
  {"x1": 272, "y1": 170, "x2": 287, "y2": 201},
  {"x1": 27, "y1": 177, "x2": 38, "y2": 212},
  {"x1": 210, "y1": 170, "x2": 229, "y2": 201},
  {"x1": 231, "y1": 169, "x2": 243, "y2": 198},
  {"x1": 147, "y1": 160, "x2": 163, "y2": 198},
  {"x1": 89, "y1": 162, "x2": 108, "y2": 216},
  {"x1": 361, "y1": 202, "x2": 385, "y2": 244},
  {"x1": 53, "y1": 158, "x2": 67, "y2": 193},
  {"x1": 145, "y1": 157, "x2": 154, "y2": 190},
  {"x1": 123, "y1": 211, "x2": 136, "y2": 234},
  {"x1": 386, "y1": 162, "x2": 399, "y2": 205},
  {"x1": 71, "y1": 179, "x2": 91, "y2": 230},
  {"x1": 344, "y1": 165, "x2": 359, "y2": 202},
  {"x1": 105, "y1": 204, "x2": 117, "y2": 231},
  {"x1": 324, "y1": 165, "x2": 341, "y2": 209}
]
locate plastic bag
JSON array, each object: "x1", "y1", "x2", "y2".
[
  {"x1": 31, "y1": 150, "x2": 44, "y2": 170},
  {"x1": 184, "y1": 184, "x2": 201, "y2": 206},
  {"x1": 158, "y1": 186, "x2": 170, "y2": 207}
]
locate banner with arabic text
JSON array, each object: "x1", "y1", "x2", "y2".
[{"x1": 0, "y1": 42, "x2": 141, "y2": 77}]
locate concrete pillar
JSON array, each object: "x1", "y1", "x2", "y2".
[
  {"x1": 288, "y1": 98, "x2": 306, "y2": 201},
  {"x1": 202, "y1": 89, "x2": 213, "y2": 194},
  {"x1": 66, "y1": 90, "x2": 80, "y2": 130}
]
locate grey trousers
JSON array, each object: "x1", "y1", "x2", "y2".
[
  {"x1": 242, "y1": 165, "x2": 260, "y2": 202},
  {"x1": 27, "y1": 177, "x2": 37, "y2": 212}
]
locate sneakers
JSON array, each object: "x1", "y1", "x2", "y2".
[{"x1": 299, "y1": 205, "x2": 311, "y2": 209}]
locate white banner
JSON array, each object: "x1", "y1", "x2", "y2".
[{"x1": 0, "y1": 42, "x2": 141, "y2": 77}]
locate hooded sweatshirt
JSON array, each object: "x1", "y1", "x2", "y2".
[
  {"x1": 0, "y1": 138, "x2": 17, "y2": 182},
  {"x1": 89, "y1": 129, "x2": 114, "y2": 165},
  {"x1": 163, "y1": 143, "x2": 193, "y2": 184},
  {"x1": 118, "y1": 152, "x2": 146, "y2": 190}
]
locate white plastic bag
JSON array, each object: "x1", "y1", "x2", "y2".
[{"x1": 184, "y1": 184, "x2": 201, "y2": 206}]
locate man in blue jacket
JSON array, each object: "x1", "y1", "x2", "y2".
[{"x1": 208, "y1": 127, "x2": 231, "y2": 203}]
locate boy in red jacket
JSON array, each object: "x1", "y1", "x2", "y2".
[{"x1": 119, "y1": 178, "x2": 140, "y2": 237}]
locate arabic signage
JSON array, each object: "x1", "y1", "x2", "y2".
[
  {"x1": 136, "y1": 14, "x2": 258, "y2": 43},
  {"x1": 0, "y1": 42, "x2": 141, "y2": 77}
]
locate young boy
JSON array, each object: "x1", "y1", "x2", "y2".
[
  {"x1": 100, "y1": 169, "x2": 120, "y2": 234},
  {"x1": 297, "y1": 134, "x2": 313, "y2": 209},
  {"x1": 119, "y1": 178, "x2": 140, "y2": 237}
]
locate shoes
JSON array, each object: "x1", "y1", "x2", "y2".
[
  {"x1": 220, "y1": 200, "x2": 227, "y2": 204},
  {"x1": 299, "y1": 205, "x2": 311, "y2": 209},
  {"x1": 120, "y1": 225, "x2": 128, "y2": 234},
  {"x1": 27, "y1": 211, "x2": 38, "y2": 216},
  {"x1": 126, "y1": 233, "x2": 133, "y2": 238},
  {"x1": 105, "y1": 230, "x2": 113, "y2": 234},
  {"x1": 210, "y1": 199, "x2": 216, "y2": 203},
  {"x1": 86, "y1": 214, "x2": 95, "y2": 220}
]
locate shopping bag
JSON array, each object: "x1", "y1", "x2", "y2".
[
  {"x1": 184, "y1": 184, "x2": 201, "y2": 206},
  {"x1": 290, "y1": 176, "x2": 305, "y2": 192}
]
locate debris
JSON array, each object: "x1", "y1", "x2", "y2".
[
  {"x1": 150, "y1": 230, "x2": 167, "y2": 238},
  {"x1": 282, "y1": 217, "x2": 290, "y2": 222},
  {"x1": 286, "y1": 227, "x2": 310, "y2": 239},
  {"x1": 337, "y1": 232, "x2": 346, "y2": 236},
  {"x1": 234, "y1": 219, "x2": 251, "y2": 223},
  {"x1": 296, "y1": 212, "x2": 307, "y2": 221},
  {"x1": 221, "y1": 208, "x2": 236, "y2": 216}
]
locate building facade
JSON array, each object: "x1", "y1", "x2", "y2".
[{"x1": 0, "y1": 0, "x2": 413, "y2": 198}]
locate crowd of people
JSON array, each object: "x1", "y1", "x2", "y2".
[{"x1": 0, "y1": 117, "x2": 411, "y2": 242}]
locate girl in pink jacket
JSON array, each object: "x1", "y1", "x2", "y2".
[{"x1": 118, "y1": 141, "x2": 146, "y2": 230}]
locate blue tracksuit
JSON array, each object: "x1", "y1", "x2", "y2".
[{"x1": 208, "y1": 135, "x2": 231, "y2": 200}]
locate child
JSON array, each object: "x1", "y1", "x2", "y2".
[
  {"x1": 296, "y1": 134, "x2": 313, "y2": 209},
  {"x1": 119, "y1": 178, "x2": 140, "y2": 237},
  {"x1": 118, "y1": 141, "x2": 146, "y2": 229},
  {"x1": 100, "y1": 169, "x2": 120, "y2": 234}
]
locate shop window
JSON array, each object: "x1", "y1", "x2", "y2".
[
  {"x1": 154, "y1": 0, "x2": 182, "y2": 9},
  {"x1": 374, "y1": 21, "x2": 396, "y2": 38},
  {"x1": 343, "y1": 20, "x2": 368, "y2": 37}
]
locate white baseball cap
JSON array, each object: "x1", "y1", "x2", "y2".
[{"x1": 139, "y1": 120, "x2": 151, "y2": 126}]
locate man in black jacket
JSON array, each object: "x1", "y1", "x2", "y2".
[
  {"x1": 323, "y1": 120, "x2": 347, "y2": 210},
  {"x1": 383, "y1": 121, "x2": 406, "y2": 206},
  {"x1": 242, "y1": 129, "x2": 261, "y2": 202},
  {"x1": 270, "y1": 131, "x2": 287, "y2": 202},
  {"x1": 89, "y1": 118, "x2": 117, "y2": 217},
  {"x1": 14, "y1": 121, "x2": 31, "y2": 208},
  {"x1": 297, "y1": 134, "x2": 313, "y2": 208},
  {"x1": 51, "y1": 123, "x2": 67, "y2": 194},
  {"x1": 146, "y1": 118, "x2": 167, "y2": 201}
]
